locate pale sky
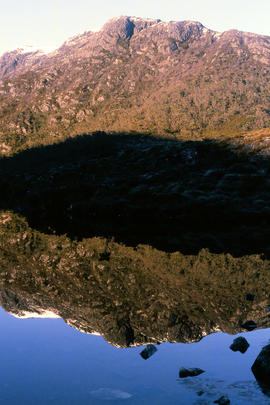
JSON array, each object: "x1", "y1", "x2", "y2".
[{"x1": 1, "y1": 0, "x2": 270, "y2": 55}]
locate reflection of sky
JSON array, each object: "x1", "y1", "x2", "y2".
[{"x1": 0, "y1": 307, "x2": 269, "y2": 404}]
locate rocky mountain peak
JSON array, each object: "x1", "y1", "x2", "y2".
[
  {"x1": 102, "y1": 16, "x2": 206, "y2": 40},
  {"x1": 101, "y1": 16, "x2": 136, "y2": 39},
  {"x1": 100, "y1": 16, "x2": 206, "y2": 42}
]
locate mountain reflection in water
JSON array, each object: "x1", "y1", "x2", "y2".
[
  {"x1": 0, "y1": 243, "x2": 268, "y2": 404},
  {"x1": 0, "y1": 216, "x2": 269, "y2": 348},
  {"x1": 0, "y1": 307, "x2": 269, "y2": 405}
]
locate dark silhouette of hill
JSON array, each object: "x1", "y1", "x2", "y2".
[{"x1": 0, "y1": 132, "x2": 269, "y2": 257}]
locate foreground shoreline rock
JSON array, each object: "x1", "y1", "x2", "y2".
[
  {"x1": 252, "y1": 344, "x2": 270, "y2": 385},
  {"x1": 230, "y1": 336, "x2": 250, "y2": 353},
  {"x1": 179, "y1": 367, "x2": 205, "y2": 378}
]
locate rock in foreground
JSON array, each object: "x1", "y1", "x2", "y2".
[
  {"x1": 230, "y1": 336, "x2": 249, "y2": 353},
  {"x1": 179, "y1": 367, "x2": 205, "y2": 378},
  {"x1": 252, "y1": 344, "x2": 270, "y2": 384},
  {"x1": 140, "y1": 344, "x2": 157, "y2": 360}
]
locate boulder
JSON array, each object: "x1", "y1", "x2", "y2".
[
  {"x1": 251, "y1": 344, "x2": 270, "y2": 384},
  {"x1": 179, "y1": 367, "x2": 205, "y2": 378},
  {"x1": 140, "y1": 344, "x2": 157, "y2": 360},
  {"x1": 230, "y1": 336, "x2": 249, "y2": 353}
]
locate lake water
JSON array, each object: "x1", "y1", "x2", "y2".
[{"x1": 0, "y1": 307, "x2": 269, "y2": 405}]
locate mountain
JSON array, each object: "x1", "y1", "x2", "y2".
[{"x1": 0, "y1": 16, "x2": 270, "y2": 153}]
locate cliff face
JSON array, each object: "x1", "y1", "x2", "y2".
[{"x1": 1, "y1": 16, "x2": 270, "y2": 153}]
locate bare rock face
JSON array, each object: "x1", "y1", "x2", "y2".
[{"x1": 102, "y1": 16, "x2": 135, "y2": 39}]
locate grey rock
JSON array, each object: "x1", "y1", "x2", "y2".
[{"x1": 102, "y1": 16, "x2": 135, "y2": 39}]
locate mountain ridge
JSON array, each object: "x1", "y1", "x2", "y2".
[{"x1": 1, "y1": 16, "x2": 270, "y2": 153}]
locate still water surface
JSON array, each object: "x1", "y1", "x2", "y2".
[{"x1": 0, "y1": 307, "x2": 269, "y2": 405}]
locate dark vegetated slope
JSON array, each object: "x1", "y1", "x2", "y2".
[{"x1": 0, "y1": 131, "x2": 270, "y2": 257}]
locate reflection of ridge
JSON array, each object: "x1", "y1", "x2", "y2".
[{"x1": 0, "y1": 252, "x2": 269, "y2": 348}]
